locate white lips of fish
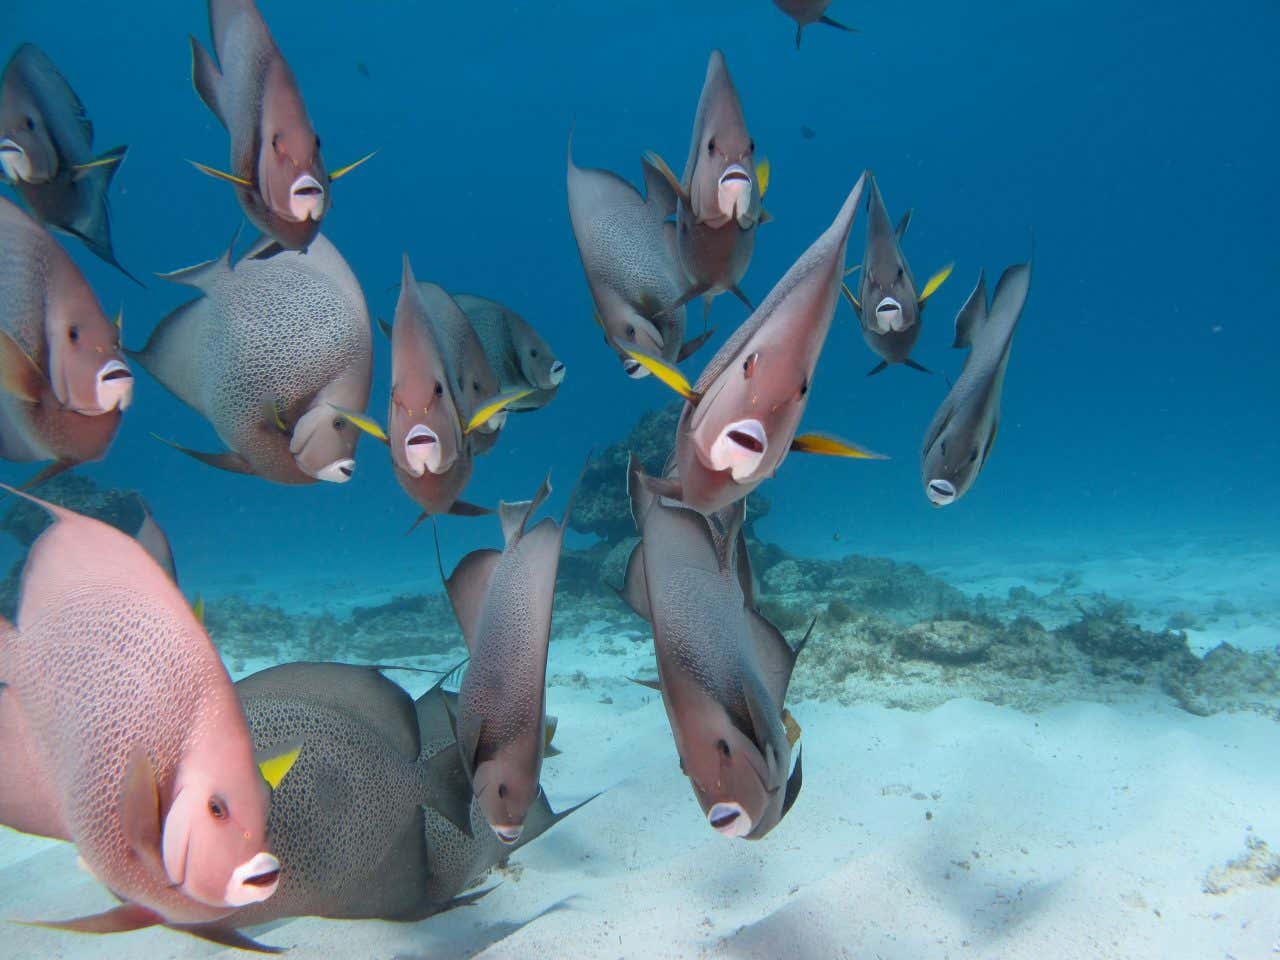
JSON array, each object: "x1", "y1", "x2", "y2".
[
  {"x1": 313, "y1": 459, "x2": 356, "y2": 483},
  {"x1": 710, "y1": 418, "x2": 767, "y2": 481},
  {"x1": 874, "y1": 297, "x2": 905, "y2": 334},
  {"x1": 549, "y1": 360, "x2": 566, "y2": 385},
  {"x1": 223, "y1": 851, "x2": 282, "y2": 907},
  {"x1": 708, "y1": 802, "x2": 752, "y2": 839},
  {"x1": 927, "y1": 478, "x2": 957, "y2": 506},
  {"x1": 717, "y1": 164, "x2": 752, "y2": 220},
  {"x1": 404, "y1": 423, "x2": 442, "y2": 476},
  {"x1": 95, "y1": 360, "x2": 134, "y2": 412},
  {"x1": 0, "y1": 138, "x2": 31, "y2": 182},
  {"x1": 492, "y1": 823, "x2": 524, "y2": 845},
  {"x1": 622, "y1": 357, "x2": 651, "y2": 379},
  {"x1": 288, "y1": 174, "x2": 326, "y2": 221}
]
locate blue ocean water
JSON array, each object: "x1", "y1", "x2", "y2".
[{"x1": 5, "y1": 1, "x2": 1277, "y2": 586}]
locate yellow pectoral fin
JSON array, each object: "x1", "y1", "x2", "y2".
[
  {"x1": 843, "y1": 264, "x2": 862, "y2": 278},
  {"x1": 329, "y1": 150, "x2": 378, "y2": 182},
  {"x1": 187, "y1": 159, "x2": 253, "y2": 187},
  {"x1": 641, "y1": 150, "x2": 688, "y2": 203},
  {"x1": 919, "y1": 262, "x2": 955, "y2": 303},
  {"x1": 464, "y1": 388, "x2": 534, "y2": 435},
  {"x1": 791, "y1": 432, "x2": 888, "y2": 460},
  {"x1": 258, "y1": 745, "x2": 301, "y2": 790},
  {"x1": 330, "y1": 404, "x2": 388, "y2": 442},
  {"x1": 623, "y1": 349, "x2": 700, "y2": 403},
  {"x1": 72, "y1": 155, "x2": 123, "y2": 176},
  {"x1": 756, "y1": 156, "x2": 771, "y2": 197},
  {"x1": 192, "y1": 595, "x2": 205, "y2": 625},
  {"x1": 840, "y1": 282, "x2": 861, "y2": 313}
]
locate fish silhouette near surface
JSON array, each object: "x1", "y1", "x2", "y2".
[
  {"x1": 134, "y1": 233, "x2": 372, "y2": 485},
  {"x1": 188, "y1": 0, "x2": 374, "y2": 255},
  {"x1": 0, "y1": 490, "x2": 297, "y2": 937},
  {"x1": 772, "y1": 1, "x2": 857, "y2": 49},
  {"x1": 0, "y1": 196, "x2": 132, "y2": 488},
  {"x1": 0, "y1": 43, "x2": 138, "y2": 282},
  {"x1": 921, "y1": 259, "x2": 1032, "y2": 507}
]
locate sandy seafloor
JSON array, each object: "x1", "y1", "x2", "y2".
[{"x1": 2, "y1": 528, "x2": 1278, "y2": 960}]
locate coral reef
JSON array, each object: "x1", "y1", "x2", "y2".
[
  {"x1": 1, "y1": 473, "x2": 151, "y2": 547},
  {"x1": 1203, "y1": 832, "x2": 1280, "y2": 894}
]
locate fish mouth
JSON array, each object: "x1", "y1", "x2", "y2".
[
  {"x1": 708, "y1": 802, "x2": 752, "y2": 839},
  {"x1": 224, "y1": 852, "x2": 281, "y2": 906},
  {"x1": 95, "y1": 360, "x2": 134, "y2": 412},
  {"x1": 927, "y1": 478, "x2": 957, "y2": 506},
  {"x1": 718, "y1": 164, "x2": 753, "y2": 220},
  {"x1": 314, "y1": 458, "x2": 356, "y2": 483},
  {"x1": 289, "y1": 174, "x2": 326, "y2": 221},
  {"x1": 0, "y1": 139, "x2": 29, "y2": 182},
  {"x1": 874, "y1": 297, "x2": 905, "y2": 334},
  {"x1": 710, "y1": 419, "x2": 767, "y2": 480},
  {"x1": 404, "y1": 423, "x2": 442, "y2": 476},
  {"x1": 622, "y1": 357, "x2": 651, "y2": 379},
  {"x1": 492, "y1": 824, "x2": 524, "y2": 845},
  {"x1": 548, "y1": 360, "x2": 566, "y2": 386}
]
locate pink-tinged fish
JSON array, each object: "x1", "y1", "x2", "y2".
[
  {"x1": 0, "y1": 196, "x2": 132, "y2": 487},
  {"x1": 644, "y1": 51, "x2": 768, "y2": 325},
  {"x1": 627, "y1": 174, "x2": 885, "y2": 514},
  {"x1": 0, "y1": 490, "x2": 298, "y2": 935},
  {"x1": 188, "y1": 0, "x2": 373, "y2": 255},
  {"x1": 621, "y1": 455, "x2": 806, "y2": 840},
  {"x1": 772, "y1": 1, "x2": 856, "y2": 49},
  {"x1": 0, "y1": 43, "x2": 138, "y2": 283}
]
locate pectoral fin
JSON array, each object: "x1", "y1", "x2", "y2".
[
  {"x1": 840, "y1": 282, "x2": 861, "y2": 315},
  {"x1": 71, "y1": 152, "x2": 124, "y2": 180},
  {"x1": 256, "y1": 742, "x2": 302, "y2": 789},
  {"x1": 0, "y1": 330, "x2": 45, "y2": 403},
  {"x1": 790, "y1": 433, "x2": 887, "y2": 460},
  {"x1": 755, "y1": 157, "x2": 771, "y2": 197},
  {"x1": 640, "y1": 150, "x2": 688, "y2": 204},
  {"x1": 919, "y1": 262, "x2": 954, "y2": 303},
  {"x1": 329, "y1": 404, "x2": 389, "y2": 443},
  {"x1": 464, "y1": 388, "x2": 534, "y2": 434},
  {"x1": 329, "y1": 150, "x2": 378, "y2": 181},
  {"x1": 622, "y1": 350, "x2": 701, "y2": 403},
  {"x1": 118, "y1": 747, "x2": 166, "y2": 881},
  {"x1": 187, "y1": 159, "x2": 252, "y2": 187}
]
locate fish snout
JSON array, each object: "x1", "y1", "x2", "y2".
[
  {"x1": 927, "y1": 478, "x2": 957, "y2": 507},
  {"x1": 492, "y1": 823, "x2": 524, "y2": 845},
  {"x1": 404, "y1": 423, "x2": 443, "y2": 476},
  {"x1": 622, "y1": 356, "x2": 651, "y2": 379},
  {"x1": 224, "y1": 852, "x2": 281, "y2": 906},
  {"x1": 314, "y1": 458, "x2": 356, "y2": 483},
  {"x1": 548, "y1": 360, "x2": 566, "y2": 386},
  {"x1": 0, "y1": 138, "x2": 31, "y2": 182},
  {"x1": 707, "y1": 802, "x2": 752, "y2": 839},
  {"x1": 288, "y1": 174, "x2": 326, "y2": 221},
  {"x1": 873, "y1": 297, "x2": 905, "y2": 334},
  {"x1": 710, "y1": 419, "x2": 767, "y2": 481},
  {"x1": 95, "y1": 359, "x2": 134, "y2": 412},
  {"x1": 718, "y1": 164, "x2": 753, "y2": 219}
]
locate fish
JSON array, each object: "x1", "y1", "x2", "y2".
[
  {"x1": 842, "y1": 173, "x2": 953, "y2": 376},
  {"x1": 566, "y1": 138, "x2": 712, "y2": 379},
  {"x1": 132, "y1": 233, "x2": 372, "y2": 485},
  {"x1": 415, "y1": 283, "x2": 528, "y2": 456},
  {"x1": 442, "y1": 466, "x2": 582, "y2": 843},
  {"x1": 772, "y1": 1, "x2": 857, "y2": 49},
  {"x1": 621, "y1": 455, "x2": 806, "y2": 840},
  {"x1": 170, "y1": 662, "x2": 478, "y2": 950},
  {"x1": 800, "y1": 124, "x2": 817, "y2": 141},
  {"x1": 0, "y1": 489, "x2": 297, "y2": 934},
  {"x1": 340, "y1": 258, "x2": 493, "y2": 524},
  {"x1": 921, "y1": 259, "x2": 1032, "y2": 507},
  {"x1": 0, "y1": 43, "x2": 138, "y2": 283},
  {"x1": 643, "y1": 51, "x2": 765, "y2": 324},
  {"x1": 0, "y1": 196, "x2": 132, "y2": 487},
  {"x1": 453, "y1": 293, "x2": 564, "y2": 413},
  {"x1": 188, "y1": 0, "x2": 373, "y2": 253},
  {"x1": 626, "y1": 174, "x2": 885, "y2": 514}
]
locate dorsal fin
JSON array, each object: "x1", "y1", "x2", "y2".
[
  {"x1": 443, "y1": 549, "x2": 501, "y2": 651},
  {"x1": 498, "y1": 473, "x2": 552, "y2": 547},
  {"x1": 952, "y1": 269, "x2": 989, "y2": 349},
  {"x1": 895, "y1": 208, "x2": 913, "y2": 240}
]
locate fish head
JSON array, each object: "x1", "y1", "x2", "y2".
[
  {"x1": 513, "y1": 324, "x2": 564, "y2": 391},
  {"x1": 289, "y1": 402, "x2": 357, "y2": 483},
  {"x1": 687, "y1": 51, "x2": 759, "y2": 228},
  {"x1": 162, "y1": 757, "x2": 278, "y2": 909},
  {"x1": 920, "y1": 404, "x2": 988, "y2": 508},
  {"x1": 860, "y1": 177, "x2": 919, "y2": 335},
  {"x1": 45, "y1": 295, "x2": 133, "y2": 415},
  {"x1": 0, "y1": 79, "x2": 57, "y2": 183},
  {"x1": 680, "y1": 704, "x2": 773, "y2": 840},
  {"x1": 256, "y1": 58, "x2": 329, "y2": 230},
  {"x1": 472, "y1": 745, "x2": 540, "y2": 846},
  {"x1": 608, "y1": 309, "x2": 668, "y2": 379}
]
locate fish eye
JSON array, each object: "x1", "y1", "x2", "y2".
[
  {"x1": 798, "y1": 378, "x2": 809, "y2": 398},
  {"x1": 897, "y1": 266, "x2": 904, "y2": 279},
  {"x1": 208, "y1": 796, "x2": 229, "y2": 821},
  {"x1": 749, "y1": 139, "x2": 756, "y2": 153},
  {"x1": 497, "y1": 784, "x2": 508, "y2": 799},
  {"x1": 434, "y1": 382, "x2": 444, "y2": 397},
  {"x1": 707, "y1": 137, "x2": 716, "y2": 155},
  {"x1": 940, "y1": 440, "x2": 947, "y2": 456},
  {"x1": 271, "y1": 133, "x2": 280, "y2": 150},
  {"x1": 625, "y1": 324, "x2": 636, "y2": 338},
  {"x1": 969, "y1": 447, "x2": 979, "y2": 463},
  {"x1": 24, "y1": 115, "x2": 35, "y2": 131},
  {"x1": 315, "y1": 135, "x2": 322, "y2": 150},
  {"x1": 332, "y1": 418, "x2": 345, "y2": 430},
  {"x1": 530, "y1": 348, "x2": 539, "y2": 359},
  {"x1": 717, "y1": 739, "x2": 731, "y2": 758},
  {"x1": 742, "y1": 352, "x2": 758, "y2": 378},
  {"x1": 68, "y1": 326, "x2": 80, "y2": 343}
]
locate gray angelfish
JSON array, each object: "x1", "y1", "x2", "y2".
[
  {"x1": 772, "y1": 1, "x2": 857, "y2": 48},
  {"x1": 188, "y1": 0, "x2": 373, "y2": 254},
  {"x1": 132, "y1": 233, "x2": 371, "y2": 485},
  {"x1": 644, "y1": 51, "x2": 770, "y2": 323},
  {"x1": 0, "y1": 44, "x2": 138, "y2": 283},
  {"x1": 842, "y1": 173, "x2": 953, "y2": 376},
  {"x1": 0, "y1": 197, "x2": 132, "y2": 487},
  {"x1": 567, "y1": 138, "x2": 713, "y2": 379},
  {"x1": 621, "y1": 455, "x2": 806, "y2": 840},
  {"x1": 441, "y1": 467, "x2": 582, "y2": 844},
  {"x1": 627, "y1": 174, "x2": 884, "y2": 515},
  {"x1": 453, "y1": 293, "x2": 564, "y2": 413},
  {"x1": 921, "y1": 259, "x2": 1031, "y2": 507}
]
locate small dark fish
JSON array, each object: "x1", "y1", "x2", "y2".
[
  {"x1": 355, "y1": 60, "x2": 370, "y2": 79},
  {"x1": 800, "y1": 124, "x2": 817, "y2": 140}
]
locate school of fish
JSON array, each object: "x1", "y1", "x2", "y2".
[{"x1": 0, "y1": 0, "x2": 1032, "y2": 951}]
